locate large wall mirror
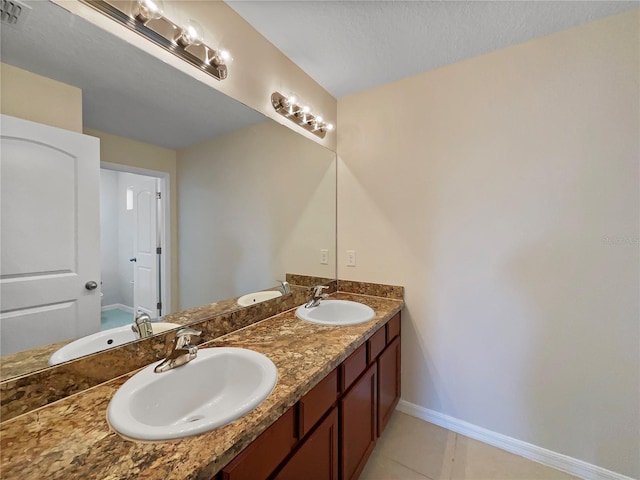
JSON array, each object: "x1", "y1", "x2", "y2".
[{"x1": 0, "y1": 0, "x2": 336, "y2": 380}]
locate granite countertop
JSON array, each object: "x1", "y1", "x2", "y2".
[
  {"x1": 1, "y1": 285, "x2": 308, "y2": 382},
  {"x1": 0, "y1": 292, "x2": 403, "y2": 480}
]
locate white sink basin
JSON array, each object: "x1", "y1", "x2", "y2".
[
  {"x1": 296, "y1": 300, "x2": 375, "y2": 326},
  {"x1": 107, "y1": 347, "x2": 277, "y2": 441},
  {"x1": 237, "y1": 290, "x2": 282, "y2": 307},
  {"x1": 48, "y1": 322, "x2": 180, "y2": 366}
]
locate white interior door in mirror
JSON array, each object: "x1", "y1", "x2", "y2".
[
  {"x1": 0, "y1": 114, "x2": 100, "y2": 355},
  {"x1": 133, "y1": 176, "x2": 158, "y2": 319}
]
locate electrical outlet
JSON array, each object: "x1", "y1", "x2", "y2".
[
  {"x1": 346, "y1": 250, "x2": 356, "y2": 267},
  {"x1": 320, "y1": 249, "x2": 329, "y2": 265}
]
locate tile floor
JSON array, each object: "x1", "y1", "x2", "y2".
[{"x1": 360, "y1": 411, "x2": 580, "y2": 480}]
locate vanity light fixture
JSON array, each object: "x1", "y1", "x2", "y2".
[
  {"x1": 80, "y1": 0, "x2": 231, "y2": 81},
  {"x1": 271, "y1": 92, "x2": 334, "y2": 139},
  {"x1": 176, "y1": 19, "x2": 204, "y2": 48},
  {"x1": 134, "y1": 0, "x2": 163, "y2": 23}
]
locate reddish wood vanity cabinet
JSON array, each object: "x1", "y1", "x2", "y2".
[
  {"x1": 340, "y1": 343, "x2": 367, "y2": 392},
  {"x1": 298, "y1": 369, "x2": 338, "y2": 437},
  {"x1": 386, "y1": 313, "x2": 400, "y2": 342},
  {"x1": 367, "y1": 327, "x2": 386, "y2": 363},
  {"x1": 214, "y1": 311, "x2": 402, "y2": 480},
  {"x1": 220, "y1": 408, "x2": 297, "y2": 480},
  {"x1": 340, "y1": 362, "x2": 377, "y2": 480},
  {"x1": 274, "y1": 408, "x2": 339, "y2": 480},
  {"x1": 377, "y1": 336, "x2": 401, "y2": 436}
]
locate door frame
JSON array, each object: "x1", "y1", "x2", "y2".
[{"x1": 100, "y1": 162, "x2": 172, "y2": 317}]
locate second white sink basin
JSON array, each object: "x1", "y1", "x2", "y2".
[
  {"x1": 48, "y1": 322, "x2": 180, "y2": 366},
  {"x1": 107, "y1": 347, "x2": 277, "y2": 441},
  {"x1": 237, "y1": 290, "x2": 282, "y2": 306},
  {"x1": 296, "y1": 300, "x2": 375, "y2": 326}
]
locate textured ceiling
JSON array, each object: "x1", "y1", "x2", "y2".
[
  {"x1": 227, "y1": 0, "x2": 639, "y2": 98},
  {"x1": 1, "y1": 0, "x2": 266, "y2": 150}
]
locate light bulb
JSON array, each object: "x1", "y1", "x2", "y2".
[
  {"x1": 315, "y1": 116, "x2": 323, "y2": 124},
  {"x1": 177, "y1": 19, "x2": 204, "y2": 47},
  {"x1": 302, "y1": 106, "x2": 310, "y2": 114},
  {"x1": 136, "y1": 0, "x2": 164, "y2": 22},
  {"x1": 219, "y1": 49, "x2": 233, "y2": 65},
  {"x1": 287, "y1": 95, "x2": 298, "y2": 106},
  {"x1": 326, "y1": 123, "x2": 334, "y2": 131},
  {"x1": 209, "y1": 49, "x2": 232, "y2": 68}
]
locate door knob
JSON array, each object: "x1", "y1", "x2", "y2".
[
  {"x1": 129, "y1": 257, "x2": 137, "y2": 262},
  {"x1": 85, "y1": 281, "x2": 98, "y2": 291}
]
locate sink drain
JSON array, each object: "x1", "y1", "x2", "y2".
[{"x1": 185, "y1": 415, "x2": 204, "y2": 423}]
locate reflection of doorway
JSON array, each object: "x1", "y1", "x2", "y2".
[{"x1": 99, "y1": 164, "x2": 169, "y2": 328}]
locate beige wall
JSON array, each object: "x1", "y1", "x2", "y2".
[
  {"x1": 177, "y1": 120, "x2": 336, "y2": 310},
  {"x1": 83, "y1": 128, "x2": 179, "y2": 311},
  {"x1": 53, "y1": 0, "x2": 337, "y2": 150},
  {"x1": 0, "y1": 63, "x2": 82, "y2": 132},
  {"x1": 337, "y1": 10, "x2": 639, "y2": 478}
]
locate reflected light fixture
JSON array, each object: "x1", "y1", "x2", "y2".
[
  {"x1": 134, "y1": 0, "x2": 163, "y2": 23},
  {"x1": 176, "y1": 19, "x2": 204, "y2": 48},
  {"x1": 271, "y1": 92, "x2": 334, "y2": 139},
  {"x1": 80, "y1": 0, "x2": 232, "y2": 81}
]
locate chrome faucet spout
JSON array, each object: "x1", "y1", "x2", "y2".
[
  {"x1": 305, "y1": 285, "x2": 329, "y2": 308},
  {"x1": 154, "y1": 328, "x2": 202, "y2": 373},
  {"x1": 278, "y1": 280, "x2": 291, "y2": 294},
  {"x1": 132, "y1": 311, "x2": 153, "y2": 339}
]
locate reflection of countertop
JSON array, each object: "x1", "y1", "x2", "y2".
[
  {"x1": 0, "y1": 292, "x2": 402, "y2": 479},
  {"x1": 0, "y1": 285, "x2": 305, "y2": 381}
]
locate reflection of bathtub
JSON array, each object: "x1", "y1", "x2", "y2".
[{"x1": 48, "y1": 322, "x2": 179, "y2": 366}]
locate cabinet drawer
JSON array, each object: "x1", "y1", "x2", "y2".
[
  {"x1": 386, "y1": 313, "x2": 400, "y2": 341},
  {"x1": 221, "y1": 407, "x2": 297, "y2": 480},
  {"x1": 299, "y1": 369, "x2": 338, "y2": 437},
  {"x1": 340, "y1": 343, "x2": 367, "y2": 392},
  {"x1": 367, "y1": 327, "x2": 386, "y2": 363}
]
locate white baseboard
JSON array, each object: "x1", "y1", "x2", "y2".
[
  {"x1": 396, "y1": 400, "x2": 636, "y2": 480},
  {"x1": 101, "y1": 303, "x2": 134, "y2": 313}
]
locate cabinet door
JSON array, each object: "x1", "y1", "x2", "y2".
[
  {"x1": 221, "y1": 408, "x2": 297, "y2": 480},
  {"x1": 340, "y1": 362, "x2": 377, "y2": 480},
  {"x1": 275, "y1": 408, "x2": 338, "y2": 480},
  {"x1": 377, "y1": 336, "x2": 401, "y2": 436}
]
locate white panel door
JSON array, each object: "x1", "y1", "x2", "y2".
[
  {"x1": 0, "y1": 114, "x2": 100, "y2": 355},
  {"x1": 133, "y1": 177, "x2": 158, "y2": 319}
]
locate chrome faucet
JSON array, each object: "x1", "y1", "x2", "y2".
[
  {"x1": 132, "y1": 311, "x2": 153, "y2": 339},
  {"x1": 305, "y1": 285, "x2": 329, "y2": 308},
  {"x1": 278, "y1": 280, "x2": 291, "y2": 294},
  {"x1": 154, "y1": 328, "x2": 202, "y2": 373}
]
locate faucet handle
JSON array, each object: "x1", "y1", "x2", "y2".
[
  {"x1": 313, "y1": 285, "x2": 329, "y2": 296},
  {"x1": 174, "y1": 328, "x2": 202, "y2": 348}
]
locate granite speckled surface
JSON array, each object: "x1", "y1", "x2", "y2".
[
  {"x1": 1, "y1": 285, "x2": 309, "y2": 383},
  {"x1": 0, "y1": 292, "x2": 403, "y2": 480},
  {"x1": 0, "y1": 286, "x2": 313, "y2": 421},
  {"x1": 338, "y1": 279, "x2": 404, "y2": 299},
  {"x1": 0, "y1": 339, "x2": 71, "y2": 381},
  {"x1": 286, "y1": 273, "x2": 336, "y2": 289}
]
